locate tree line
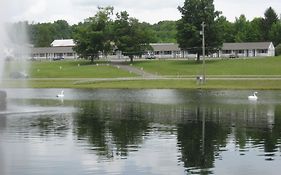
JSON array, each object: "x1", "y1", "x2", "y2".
[
  {"x1": 177, "y1": 0, "x2": 281, "y2": 60},
  {"x1": 9, "y1": 1, "x2": 281, "y2": 61}
]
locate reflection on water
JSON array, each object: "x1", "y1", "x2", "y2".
[{"x1": 0, "y1": 89, "x2": 281, "y2": 175}]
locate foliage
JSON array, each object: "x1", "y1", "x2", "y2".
[
  {"x1": 73, "y1": 7, "x2": 114, "y2": 61},
  {"x1": 113, "y1": 11, "x2": 153, "y2": 62},
  {"x1": 151, "y1": 21, "x2": 177, "y2": 43},
  {"x1": 263, "y1": 7, "x2": 279, "y2": 41},
  {"x1": 10, "y1": 5, "x2": 280, "y2": 54},
  {"x1": 28, "y1": 20, "x2": 72, "y2": 47},
  {"x1": 269, "y1": 22, "x2": 281, "y2": 46},
  {"x1": 177, "y1": 0, "x2": 222, "y2": 61},
  {"x1": 275, "y1": 44, "x2": 281, "y2": 56}
]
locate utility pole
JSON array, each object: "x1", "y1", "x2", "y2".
[{"x1": 201, "y1": 22, "x2": 206, "y2": 83}]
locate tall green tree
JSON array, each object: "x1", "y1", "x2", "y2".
[
  {"x1": 73, "y1": 7, "x2": 114, "y2": 61},
  {"x1": 31, "y1": 23, "x2": 55, "y2": 47},
  {"x1": 216, "y1": 16, "x2": 235, "y2": 43},
  {"x1": 263, "y1": 7, "x2": 278, "y2": 41},
  {"x1": 177, "y1": 0, "x2": 222, "y2": 61},
  {"x1": 152, "y1": 21, "x2": 177, "y2": 43},
  {"x1": 113, "y1": 11, "x2": 153, "y2": 62},
  {"x1": 53, "y1": 20, "x2": 72, "y2": 39},
  {"x1": 233, "y1": 15, "x2": 262, "y2": 42},
  {"x1": 269, "y1": 21, "x2": 281, "y2": 46}
]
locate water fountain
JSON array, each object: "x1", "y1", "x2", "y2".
[{"x1": 0, "y1": 1, "x2": 30, "y2": 111}]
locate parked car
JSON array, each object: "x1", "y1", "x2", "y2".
[
  {"x1": 53, "y1": 57, "x2": 64, "y2": 61},
  {"x1": 144, "y1": 53, "x2": 156, "y2": 59},
  {"x1": 229, "y1": 54, "x2": 239, "y2": 58},
  {"x1": 9, "y1": 71, "x2": 29, "y2": 79}
]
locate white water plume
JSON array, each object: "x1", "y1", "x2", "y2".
[{"x1": 0, "y1": 1, "x2": 30, "y2": 84}]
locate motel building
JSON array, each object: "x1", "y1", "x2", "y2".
[
  {"x1": 30, "y1": 40, "x2": 275, "y2": 60},
  {"x1": 220, "y1": 42, "x2": 275, "y2": 58},
  {"x1": 31, "y1": 39, "x2": 77, "y2": 60}
]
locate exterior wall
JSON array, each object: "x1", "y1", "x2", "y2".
[
  {"x1": 153, "y1": 50, "x2": 182, "y2": 59},
  {"x1": 268, "y1": 43, "x2": 275, "y2": 56},
  {"x1": 32, "y1": 52, "x2": 77, "y2": 60},
  {"x1": 220, "y1": 48, "x2": 274, "y2": 58}
]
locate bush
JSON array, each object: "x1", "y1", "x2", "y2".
[{"x1": 275, "y1": 44, "x2": 281, "y2": 56}]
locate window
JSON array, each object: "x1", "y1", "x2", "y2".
[
  {"x1": 238, "y1": 50, "x2": 244, "y2": 54},
  {"x1": 164, "y1": 51, "x2": 172, "y2": 55},
  {"x1": 257, "y1": 49, "x2": 268, "y2": 53},
  {"x1": 222, "y1": 50, "x2": 231, "y2": 54}
]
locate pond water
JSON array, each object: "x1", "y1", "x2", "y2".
[{"x1": 1, "y1": 89, "x2": 281, "y2": 175}]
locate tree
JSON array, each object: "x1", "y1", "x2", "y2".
[
  {"x1": 269, "y1": 21, "x2": 281, "y2": 46},
  {"x1": 275, "y1": 44, "x2": 281, "y2": 56},
  {"x1": 216, "y1": 16, "x2": 235, "y2": 43},
  {"x1": 113, "y1": 11, "x2": 152, "y2": 62},
  {"x1": 263, "y1": 7, "x2": 278, "y2": 41},
  {"x1": 152, "y1": 21, "x2": 177, "y2": 43},
  {"x1": 177, "y1": 0, "x2": 222, "y2": 61},
  {"x1": 53, "y1": 20, "x2": 72, "y2": 39},
  {"x1": 233, "y1": 15, "x2": 262, "y2": 42},
  {"x1": 32, "y1": 23, "x2": 55, "y2": 47},
  {"x1": 73, "y1": 7, "x2": 114, "y2": 61}
]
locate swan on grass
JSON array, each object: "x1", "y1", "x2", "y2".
[
  {"x1": 248, "y1": 92, "x2": 258, "y2": 100},
  {"x1": 56, "y1": 90, "x2": 64, "y2": 98}
]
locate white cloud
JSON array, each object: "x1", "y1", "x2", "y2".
[
  {"x1": 1, "y1": 0, "x2": 281, "y2": 24},
  {"x1": 215, "y1": 0, "x2": 281, "y2": 21}
]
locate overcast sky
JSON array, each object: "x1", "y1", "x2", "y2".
[{"x1": 2, "y1": 0, "x2": 281, "y2": 24}]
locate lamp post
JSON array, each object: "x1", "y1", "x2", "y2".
[{"x1": 201, "y1": 22, "x2": 206, "y2": 83}]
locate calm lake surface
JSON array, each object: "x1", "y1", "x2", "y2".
[{"x1": 1, "y1": 89, "x2": 281, "y2": 175}]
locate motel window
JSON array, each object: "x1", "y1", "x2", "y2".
[
  {"x1": 238, "y1": 50, "x2": 244, "y2": 54},
  {"x1": 39, "y1": 53, "x2": 45, "y2": 57},
  {"x1": 67, "y1": 53, "x2": 73, "y2": 56},
  {"x1": 257, "y1": 49, "x2": 268, "y2": 53},
  {"x1": 164, "y1": 51, "x2": 172, "y2": 55},
  {"x1": 222, "y1": 50, "x2": 231, "y2": 54}
]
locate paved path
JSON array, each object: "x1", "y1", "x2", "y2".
[{"x1": 110, "y1": 61, "x2": 160, "y2": 78}]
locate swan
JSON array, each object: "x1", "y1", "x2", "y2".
[
  {"x1": 56, "y1": 90, "x2": 64, "y2": 98},
  {"x1": 248, "y1": 92, "x2": 258, "y2": 100}
]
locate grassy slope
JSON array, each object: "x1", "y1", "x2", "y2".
[
  {"x1": 6, "y1": 60, "x2": 136, "y2": 78},
  {"x1": 3, "y1": 57, "x2": 281, "y2": 89},
  {"x1": 132, "y1": 56, "x2": 281, "y2": 76}
]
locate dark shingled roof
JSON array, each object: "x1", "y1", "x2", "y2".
[
  {"x1": 222, "y1": 42, "x2": 272, "y2": 50},
  {"x1": 31, "y1": 46, "x2": 74, "y2": 54},
  {"x1": 150, "y1": 43, "x2": 181, "y2": 51}
]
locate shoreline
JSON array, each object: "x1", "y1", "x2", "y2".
[{"x1": 2, "y1": 78, "x2": 281, "y2": 90}]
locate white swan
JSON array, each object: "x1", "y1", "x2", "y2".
[
  {"x1": 248, "y1": 92, "x2": 258, "y2": 100},
  {"x1": 56, "y1": 90, "x2": 64, "y2": 98}
]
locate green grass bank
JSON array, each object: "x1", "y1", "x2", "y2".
[{"x1": 3, "y1": 56, "x2": 281, "y2": 89}]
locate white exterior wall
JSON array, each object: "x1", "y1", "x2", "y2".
[
  {"x1": 32, "y1": 52, "x2": 77, "y2": 60},
  {"x1": 268, "y1": 43, "x2": 275, "y2": 56}
]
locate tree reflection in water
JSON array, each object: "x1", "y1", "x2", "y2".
[
  {"x1": 73, "y1": 101, "x2": 149, "y2": 160},
  {"x1": 72, "y1": 99, "x2": 281, "y2": 173}
]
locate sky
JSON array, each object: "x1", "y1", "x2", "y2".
[{"x1": 2, "y1": 0, "x2": 281, "y2": 24}]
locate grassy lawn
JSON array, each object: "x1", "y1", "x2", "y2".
[
  {"x1": 3, "y1": 79, "x2": 281, "y2": 90},
  {"x1": 5, "y1": 60, "x2": 136, "y2": 78},
  {"x1": 2, "y1": 56, "x2": 281, "y2": 89},
  {"x1": 132, "y1": 56, "x2": 281, "y2": 76}
]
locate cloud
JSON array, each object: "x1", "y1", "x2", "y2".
[
  {"x1": 1, "y1": 0, "x2": 281, "y2": 24},
  {"x1": 215, "y1": 0, "x2": 281, "y2": 21}
]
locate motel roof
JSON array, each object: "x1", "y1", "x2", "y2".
[
  {"x1": 150, "y1": 43, "x2": 181, "y2": 52},
  {"x1": 51, "y1": 39, "x2": 75, "y2": 47},
  {"x1": 31, "y1": 46, "x2": 74, "y2": 54},
  {"x1": 222, "y1": 42, "x2": 273, "y2": 50}
]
